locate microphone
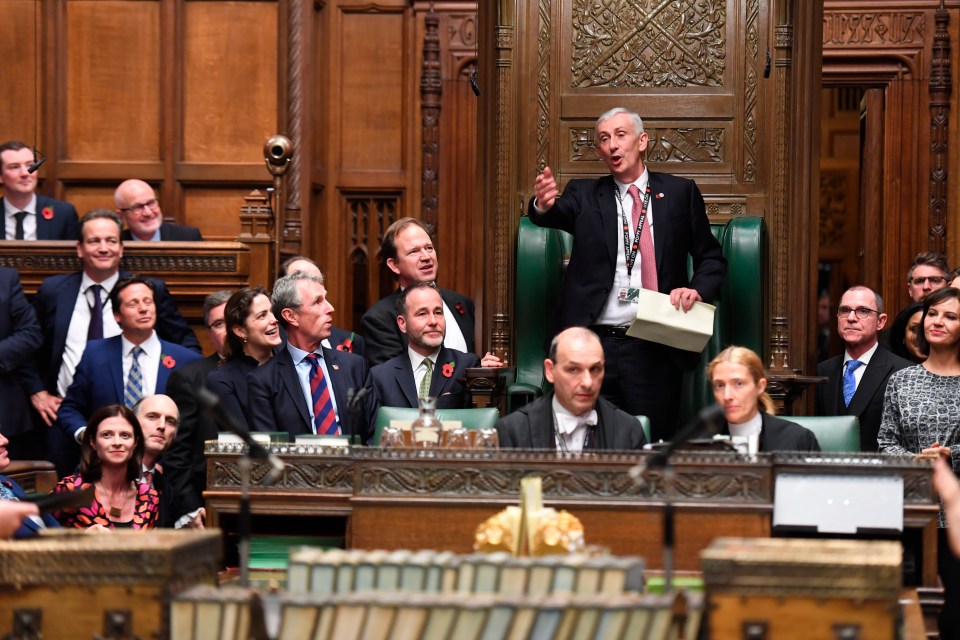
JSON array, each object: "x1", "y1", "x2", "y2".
[
  {"x1": 631, "y1": 404, "x2": 726, "y2": 476},
  {"x1": 194, "y1": 386, "x2": 286, "y2": 485},
  {"x1": 27, "y1": 147, "x2": 46, "y2": 174},
  {"x1": 470, "y1": 67, "x2": 480, "y2": 96},
  {"x1": 345, "y1": 387, "x2": 369, "y2": 445}
]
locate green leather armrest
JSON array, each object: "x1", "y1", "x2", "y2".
[
  {"x1": 635, "y1": 415, "x2": 652, "y2": 444},
  {"x1": 374, "y1": 406, "x2": 500, "y2": 445},
  {"x1": 781, "y1": 415, "x2": 860, "y2": 453}
]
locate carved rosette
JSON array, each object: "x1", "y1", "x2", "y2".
[{"x1": 570, "y1": 0, "x2": 726, "y2": 88}]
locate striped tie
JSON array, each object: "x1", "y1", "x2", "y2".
[
  {"x1": 305, "y1": 353, "x2": 340, "y2": 435},
  {"x1": 124, "y1": 346, "x2": 144, "y2": 408},
  {"x1": 418, "y1": 359, "x2": 433, "y2": 399}
]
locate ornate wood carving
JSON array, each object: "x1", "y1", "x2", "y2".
[
  {"x1": 284, "y1": 0, "x2": 304, "y2": 256},
  {"x1": 822, "y1": 12, "x2": 925, "y2": 46},
  {"x1": 742, "y1": 0, "x2": 760, "y2": 182},
  {"x1": 208, "y1": 459, "x2": 354, "y2": 491},
  {"x1": 819, "y1": 170, "x2": 849, "y2": 248},
  {"x1": 535, "y1": 0, "x2": 550, "y2": 171},
  {"x1": 420, "y1": 5, "x2": 442, "y2": 228},
  {"x1": 569, "y1": 0, "x2": 726, "y2": 88},
  {"x1": 928, "y1": 3, "x2": 950, "y2": 253},
  {"x1": 569, "y1": 127, "x2": 724, "y2": 164}
]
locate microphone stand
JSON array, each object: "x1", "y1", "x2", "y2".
[
  {"x1": 195, "y1": 387, "x2": 286, "y2": 588},
  {"x1": 630, "y1": 405, "x2": 725, "y2": 594},
  {"x1": 347, "y1": 387, "x2": 369, "y2": 446}
]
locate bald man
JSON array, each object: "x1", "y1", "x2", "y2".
[
  {"x1": 115, "y1": 179, "x2": 202, "y2": 241},
  {"x1": 496, "y1": 327, "x2": 646, "y2": 451}
]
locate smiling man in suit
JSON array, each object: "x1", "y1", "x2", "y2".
[
  {"x1": 0, "y1": 140, "x2": 80, "y2": 241},
  {"x1": 55, "y1": 275, "x2": 201, "y2": 474},
  {"x1": 246, "y1": 272, "x2": 379, "y2": 443},
  {"x1": 371, "y1": 282, "x2": 502, "y2": 409},
  {"x1": 815, "y1": 285, "x2": 913, "y2": 451},
  {"x1": 530, "y1": 107, "x2": 726, "y2": 442},
  {"x1": 360, "y1": 217, "x2": 475, "y2": 366},
  {"x1": 115, "y1": 179, "x2": 202, "y2": 241}
]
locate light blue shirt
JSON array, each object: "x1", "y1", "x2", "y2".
[{"x1": 287, "y1": 343, "x2": 340, "y2": 432}]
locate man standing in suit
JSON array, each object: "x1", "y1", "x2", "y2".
[
  {"x1": 114, "y1": 179, "x2": 202, "y2": 241},
  {"x1": 247, "y1": 273, "x2": 379, "y2": 442},
  {"x1": 497, "y1": 327, "x2": 645, "y2": 451},
  {"x1": 277, "y1": 255, "x2": 365, "y2": 355},
  {"x1": 371, "y1": 282, "x2": 502, "y2": 409},
  {"x1": 530, "y1": 107, "x2": 726, "y2": 442},
  {"x1": 360, "y1": 217, "x2": 475, "y2": 366},
  {"x1": 0, "y1": 140, "x2": 80, "y2": 240},
  {"x1": 163, "y1": 290, "x2": 232, "y2": 523},
  {"x1": 0, "y1": 267, "x2": 43, "y2": 460},
  {"x1": 55, "y1": 276, "x2": 201, "y2": 475},
  {"x1": 26, "y1": 210, "x2": 199, "y2": 427},
  {"x1": 816, "y1": 285, "x2": 913, "y2": 451}
]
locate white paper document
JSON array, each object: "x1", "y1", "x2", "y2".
[{"x1": 626, "y1": 288, "x2": 716, "y2": 352}]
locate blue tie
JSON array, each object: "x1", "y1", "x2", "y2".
[
  {"x1": 842, "y1": 360, "x2": 863, "y2": 407},
  {"x1": 124, "y1": 346, "x2": 144, "y2": 409}
]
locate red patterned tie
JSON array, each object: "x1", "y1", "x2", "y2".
[
  {"x1": 628, "y1": 185, "x2": 658, "y2": 291},
  {"x1": 305, "y1": 354, "x2": 340, "y2": 435}
]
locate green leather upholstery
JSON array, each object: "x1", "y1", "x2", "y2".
[
  {"x1": 512, "y1": 215, "x2": 766, "y2": 422},
  {"x1": 635, "y1": 415, "x2": 652, "y2": 444},
  {"x1": 374, "y1": 406, "x2": 500, "y2": 445},
  {"x1": 781, "y1": 415, "x2": 860, "y2": 453}
]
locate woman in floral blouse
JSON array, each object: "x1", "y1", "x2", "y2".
[{"x1": 51, "y1": 404, "x2": 159, "y2": 530}]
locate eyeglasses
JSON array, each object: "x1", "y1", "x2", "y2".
[
  {"x1": 119, "y1": 198, "x2": 159, "y2": 215},
  {"x1": 207, "y1": 319, "x2": 226, "y2": 331},
  {"x1": 837, "y1": 306, "x2": 879, "y2": 319},
  {"x1": 909, "y1": 275, "x2": 947, "y2": 286}
]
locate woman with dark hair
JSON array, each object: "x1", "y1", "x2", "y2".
[
  {"x1": 207, "y1": 287, "x2": 282, "y2": 428},
  {"x1": 50, "y1": 404, "x2": 159, "y2": 530},
  {"x1": 879, "y1": 286, "x2": 960, "y2": 637},
  {"x1": 707, "y1": 346, "x2": 820, "y2": 453},
  {"x1": 888, "y1": 301, "x2": 927, "y2": 364}
]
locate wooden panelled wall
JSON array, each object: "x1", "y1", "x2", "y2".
[{"x1": 0, "y1": 0, "x2": 480, "y2": 339}]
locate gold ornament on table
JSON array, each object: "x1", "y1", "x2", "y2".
[{"x1": 472, "y1": 477, "x2": 585, "y2": 556}]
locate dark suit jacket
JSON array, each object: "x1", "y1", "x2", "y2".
[
  {"x1": 528, "y1": 173, "x2": 726, "y2": 369},
  {"x1": 207, "y1": 355, "x2": 259, "y2": 430},
  {"x1": 371, "y1": 347, "x2": 479, "y2": 409},
  {"x1": 2, "y1": 195, "x2": 80, "y2": 241},
  {"x1": 57, "y1": 336, "x2": 201, "y2": 438},
  {"x1": 496, "y1": 393, "x2": 646, "y2": 451},
  {"x1": 246, "y1": 346, "x2": 379, "y2": 443},
  {"x1": 815, "y1": 347, "x2": 913, "y2": 452},
  {"x1": 122, "y1": 222, "x2": 202, "y2": 242},
  {"x1": 25, "y1": 270, "x2": 201, "y2": 396},
  {"x1": 360, "y1": 288, "x2": 476, "y2": 366},
  {"x1": 163, "y1": 353, "x2": 220, "y2": 517},
  {"x1": 720, "y1": 413, "x2": 821, "y2": 453},
  {"x1": 0, "y1": 268, "x2": 42, "y2": 435},
  {"x1": 328, "y1": 326, "x2": 365, "y2": 357},
  {"x1": 0, "y1": 474, "x2": 61, "y2": 538}
]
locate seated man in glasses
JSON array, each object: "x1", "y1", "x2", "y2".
[
  {"x1": 906, "y1": 251, "x2": 949, "y2": 303},
  {"x1": 815, "y1": 286, "x2": 913, "y2": 451},
  {"x1": 114, "y1": 179, "x2": 202, "y2": 242}
]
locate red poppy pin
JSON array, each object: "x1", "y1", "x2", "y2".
[
  {"x1": 442, "y1": 361, "x2": 455, "y2": 378},
  {"x1": 336, "y1": 332, "x2": 356, "y2": 352},
  {"x1": 655, "y1": 193, "x2": 665, "y2": 199},
  {"x1": 41, "y1": 206, "x2": 54, "y2": 220},
  {"x1": 455, "y1": 302, "x2": 466, "y2": 315},
  {"x1": 162, "y1": 355, "x2": 176, "y2": 369}
]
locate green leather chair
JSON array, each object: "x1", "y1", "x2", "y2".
[
  {"x1": 511, "y1": 215, "x2": 766, "y2": 423},
  {"x1": 635, "y1": 415, "x2": 652, "y2": 444},
  {"x1": 373, "y1": 406, "x2": 500, "y2": 445},
  {"x1": 781, "y1": 415, "x2": 860, "y2": 453}
]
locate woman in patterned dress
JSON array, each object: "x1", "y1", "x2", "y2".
[
  {"x1": 51, "y1": 404, "x2": 160, "y2": 530},
  {"x1": 878, "y1": 286, "x2": 960, "y2": 636}
]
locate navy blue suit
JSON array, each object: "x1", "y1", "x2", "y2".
[
  {"x1": 0, "y1": 474, "x2": 60, "y2": 538},
  {"x1": 25, "y1": 270, "x2": 200, "y2": 397},
  {"x1": 371, "y1": 346, "x2": 479, "y2": 409},
  {"x1": 122, "y1": 222, "x2": 202, "y2": 241},
  {"x1": 58, "y1": 336, "x2": 201, "y2": 439},
  {"x1": 0, "y1": 268, "x2": 42, "y2": 438},
  {"x1": 360, "y1": 288, "x2": 475, "y2": 366},
  {"x1": 2, "y1": 195, "x2": 80, "y2": 241},
  {"x1": 528, "y1": 172, "x2": 726, "y2": 441},
  {"x1": 246, "y1": 346, "x2": 379, "y2": 443}
]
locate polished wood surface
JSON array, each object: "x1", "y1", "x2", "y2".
[{"x1": 203, "y1": 449, "x2": 939, "y2": 586}]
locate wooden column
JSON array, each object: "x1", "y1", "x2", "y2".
[
  {"x1": 420, "y1": 5, "x2": 441, "y2": 228},
  {"x1": 929, "y1": 1, "x2": 951, "y2": 253}
]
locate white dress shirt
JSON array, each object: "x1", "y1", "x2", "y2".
[
  {"x1": 552, "y1": 395, "x2": 598, "y2": 453},
  {"x1": 122, "y1": 332, "x2": 161, "y2": 397},
  {"x1": 408, "y1": 346, "x2": 440, "y2": 396},
  {"x1": 4, "y1": 193, "x2": 37, "y2": 240},
  {"x1": 57, "y1": 272, "x2": 122, "y2": 396},
  {"x1": 843, "y1": 341, "x2": 879, "y2": 393},
  {"x1": 287, "y1": 343, "x2": 341, "y2": 432}
]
